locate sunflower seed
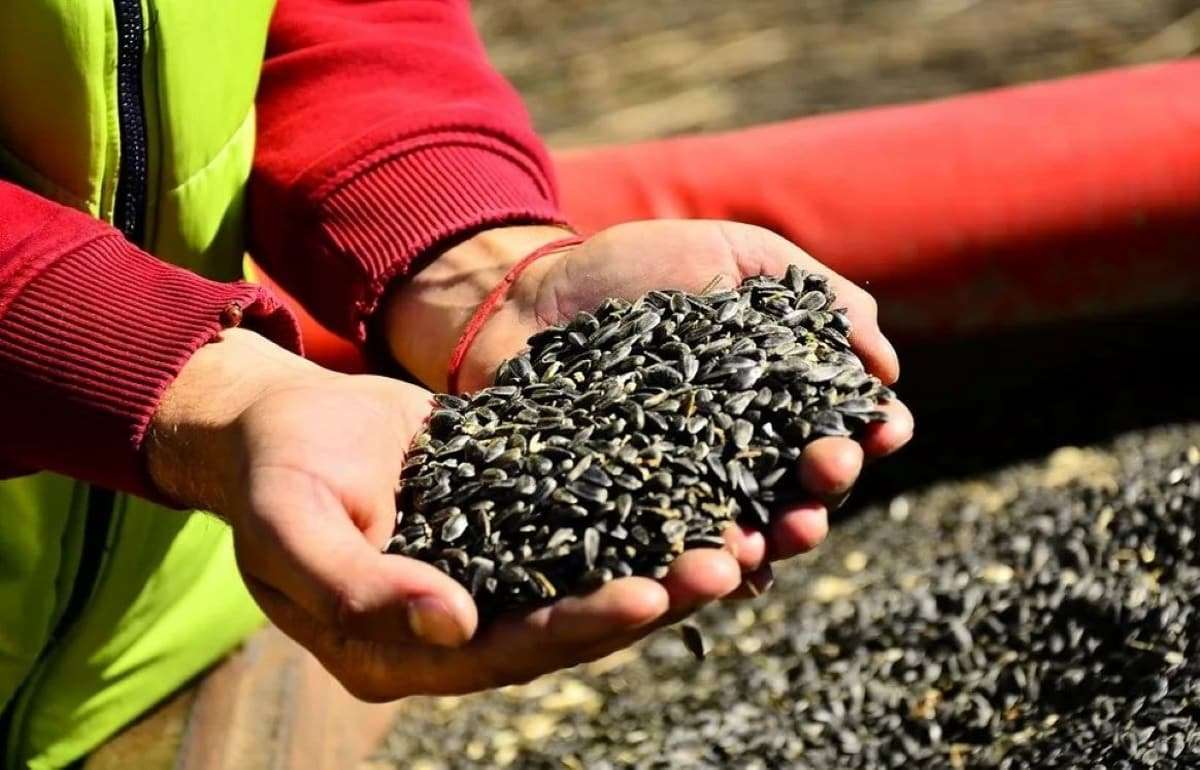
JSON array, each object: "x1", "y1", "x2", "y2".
[{"x1": 389, "y1": 267, "x2": 891, "y2": 619}]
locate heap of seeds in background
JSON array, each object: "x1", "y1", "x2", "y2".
[
  {"x1": 380, "y1": 431, "x2": 1200, "y2": 770},
  {"x1": 386, "y1": 266, "x2": 891, "y2": 616}
]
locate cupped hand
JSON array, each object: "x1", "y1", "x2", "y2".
[
  {"x1": 148, "y1": 329, "x2": 743, "y2": 698},
  {"x1": 460, "y1": 220, "x2": 914, "y2": 583}
]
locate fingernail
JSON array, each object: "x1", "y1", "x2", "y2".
[
  {"x1": 407, "y1": 596, "x2": 466, "y2": 647},
  {"x1": 882, "y1": 336, "x2": 900, "y2": 382}
]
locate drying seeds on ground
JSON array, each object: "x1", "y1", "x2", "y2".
[
  {"x1": 378, "y1": 427, "x2": 1200, "y2": 770},
  {"x1": 386, "y1": 266, "x2": 892, "y2": 617}
]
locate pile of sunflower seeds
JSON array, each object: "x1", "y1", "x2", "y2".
[
  {"x1": 387, "y1": 266, "x2": 891, "y2": 616},
  {"x1": 379, "y1": 427, "x2": 1200, "y2": 770}
]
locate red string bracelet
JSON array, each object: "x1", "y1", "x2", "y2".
[{"x1": 445, "y1": 235, "x2": 586, "y2": 394}]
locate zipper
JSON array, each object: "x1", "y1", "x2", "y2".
[
  {"x1": 112, "y1": 0, "x2": 149, "y2": 245},
  {"x1": 57, "y1": 0, "x2": 146, "y2": 660},
  {"x1": 78, "y1": 0, "x2": 147, "y2": 659},
  {"x1": 0, "y1": 2, "x2": 147, "y2": 761},
  {"x1": 65, "y1": 0, "x2": 148, "y2": 657}
]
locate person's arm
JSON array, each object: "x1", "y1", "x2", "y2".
[
  {"x1": 237, "y1": 0, "x2": 913, "y2": 698},
  {"x1": 250, "y1": 0, "x2": 569, "y2": 377},
  {"x1": 0, "y1": 178, "x2": 485, "y2": 666},
  {"x1": 0, "y1": 180, "x2": 300, "y2": 498}
]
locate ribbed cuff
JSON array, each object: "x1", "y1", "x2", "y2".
[
  {"x1": 0, "y1": 234, "x2": 301, "y2": 498},
  {"x1": 312, "y1": 135, "x2": 565, "y2": 343}
]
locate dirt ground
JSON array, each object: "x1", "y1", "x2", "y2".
[{"x1": 472, "y1": 0, "x2": 1199, "y2": 147}]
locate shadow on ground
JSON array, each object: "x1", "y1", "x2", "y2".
[{"x1": 849, "y1": 303, "x2": 1200, "y2": 510}]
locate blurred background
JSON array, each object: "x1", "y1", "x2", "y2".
[{"x1": 474, "y1": 0, "x2": 1198, "y2": 147}]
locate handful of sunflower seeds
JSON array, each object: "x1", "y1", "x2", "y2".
[{"x1": 387, "y1": 265, "x2": 892, "y2": 618}]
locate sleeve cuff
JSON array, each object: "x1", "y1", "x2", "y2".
[
  {"x1": 303, "y1": 134, "x2": 566, "y2": 343},
  {"x1": 0, "y1": 234, "x2": 301, "y2": 498}
]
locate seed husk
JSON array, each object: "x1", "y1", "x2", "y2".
[
  {"x1": 679, "y1": 622, "x2": 709, "y2": 660},
  {"x1": 387, "y1": 264, "x2": 891, "y2": 619}
]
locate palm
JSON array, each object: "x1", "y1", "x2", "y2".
[
  {"x1": 537, "y1": 221, "x2": 762, "y2": 326},
  {"x1": 225, "y1": 373, "x2": 739, "y2": 698},
  {"x1": 228, "y1": 221, "x2": 912, "y2": 698},
  {"x1": 534, "y1": 221, "x2": 896, "y2": 377},
  {"x1": 465, "y1": 219, "x2": 913, "y2": 583}
]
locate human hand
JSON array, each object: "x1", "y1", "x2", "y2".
[
  {"x1": 147, "y1": 328, "x2": 740, "y2": 697},
  {"x1": 386, "y1": 220, "x2": 913, "y2": 590}
]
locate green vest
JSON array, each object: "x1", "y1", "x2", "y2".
[{"x1": 0, "y1": 2, "x2": 276, "y2": 766}]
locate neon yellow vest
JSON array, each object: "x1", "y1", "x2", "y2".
[{"x1": 0, "y1": 2, "x2": 276, "y2": 766}]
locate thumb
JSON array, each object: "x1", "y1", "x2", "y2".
[{"x1": 237, "y1": 465, "x2": 478, "y2": 647}]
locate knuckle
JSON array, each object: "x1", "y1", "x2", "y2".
[
  {"x1": 329, "y1": 582, "x2": 369, "y2": 636},
  {"x1": 856, "y1": 290, "x2": 879, "y2": 317}
]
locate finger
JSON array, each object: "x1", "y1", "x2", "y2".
[
  {"x1": 579, "y1": 550, "x2": 743, "y2": 645},
  {"x1": 499, "y1": 576, "x2": 670, "y2": 644},
  {"x1": 860, "y1": 399, "x2": 915, "y2": 460},
  {"x1": 656, "y1": 549, "x2": 742, "y2": 608},
  {"x1": 257, "y1": 573, "x2": 667, "y2": 700},
  {"x1": 826, "y1": 277, "x2": 900, "y2": 386},
  {"x1": 239, "y1": 467, "x2": 476, "y2": 647},
  {"x1": 441, "y1": 577, "x2": 669, "y2": 692},
  {"x1": 767, "y1": 501, "x2": 830, "y2": 560},
  {"x1": 444, "y1": 554, "x2": 729, "y2": 690},
  {"x1": 325, "y1": 576, "x2": 671, "y2": 699},
  {"x1": 247, "y1": 575, "x2": 457, "y2": 702},
  {"x1": 243, "y1": 574, "x2": 406, "y2": 702},
  {"x1": 721, "y1": 223, "x2": 898, "y2": 384},
  {"x1": 798, "y1": 437, "x2": 864, "y2": 500},
  {"x1": 724, "y1": 524, "x2": 768, "y2": 572},
  {"x1": 244, "y1": 574, "x2": 326, "y2": 655}
]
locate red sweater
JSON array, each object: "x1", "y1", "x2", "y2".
[{"x1": 0, "y1": 0, "x2": 562, "y2": 498}]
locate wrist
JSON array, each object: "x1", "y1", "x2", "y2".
[
  {"x1": 146, "y1": 328, "x2": 327, "y2": 512},
  {"x1": 382, "y1": 225, "x2": 575, "y2": 390}
]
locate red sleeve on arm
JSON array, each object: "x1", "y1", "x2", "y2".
[
  {"x1": 0, "y1": 181, "x2": 301, "y2": 499},
  {"x1": 250, "y1": 0, "x2": 565, "y2": 344}
]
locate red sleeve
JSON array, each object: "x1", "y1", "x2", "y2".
[
  {"x1": 0, "y1": 180, "x2": 301, "y2": 498},
  {"x1": 250, "y1": 0, "x2": 565, "y2": 345}
]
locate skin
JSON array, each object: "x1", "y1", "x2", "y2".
[{"x1": 148, "y1": 220, "x2": 913, "y2": 701}]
